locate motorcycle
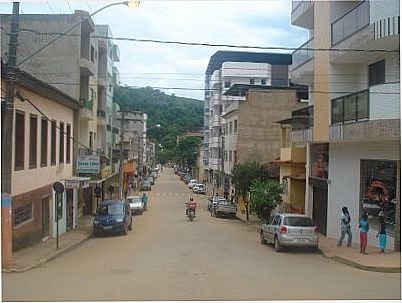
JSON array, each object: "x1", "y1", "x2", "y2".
[{"x1": 186, "y1": 201, "x2": 197, "y2": 222}]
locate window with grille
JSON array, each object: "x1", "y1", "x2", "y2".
[
  {"x1": 13, "y1": 203, "x2": 33, "y2": 227},
  {"x1": 15, "y1": 111, "x2": 25, "y2": 171}
]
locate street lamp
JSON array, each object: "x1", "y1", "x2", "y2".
[{"x1": 16, "y1": 1, "x2": 140, "y2": 67}]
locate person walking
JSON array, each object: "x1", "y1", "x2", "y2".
[
  {"x1": 142, "y1": 192, "x2": 148, "y2": 211},
  {"x1": 376, "y1": 216, "x2": 387, "y2": 253},
  {"x1": 337, "y1": 206, "x2": 352, "y2": 247},
  {"x1": 358, "y1": 212, "x2": 369, "y2": 254}
]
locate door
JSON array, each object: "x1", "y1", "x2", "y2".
[
  {"x1": 83, "y1": 187, "x2": 92, "y2": 215},
  {"x1": 66, "y1": 189, "x2": 74, "y2": 231},
  {"x1": 266, "y1": 215, "x2": 281, "y2": 243},
  {"x1": 312, "y1": 186, "x2": 328, "y2": 235},
  {"x1": 41, "y1": 196, "x2": 50, "y2": 239}
]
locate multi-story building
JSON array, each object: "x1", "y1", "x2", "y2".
[
  {"x1": 291, "y1": 0, "x2": 400, "y2": 250},
  {"x1": 1, "y1": 66, "x2": 82, "y2": 255},
  {"x1": 202, "y1": 51, "x2": 292, "y2": 194}
]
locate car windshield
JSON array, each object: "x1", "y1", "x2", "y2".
[
  {"x1": 98, "y1": 203, "x2": 124, "y2": 216},
  {"x1": 128, "y1": 197, "x2": 141, "y2": 203},
  {"x1": 283, "y1": 217, "x2": 315, "y2": 227}
]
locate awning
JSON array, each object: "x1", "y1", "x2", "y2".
[
  {"x1": 63, "y1": 177, "x2": 91, "y2": 189},
  {"x1": 89, "y1": 173, "x2": 118, "y2": 185}
]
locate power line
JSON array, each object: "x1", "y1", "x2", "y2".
[{"x1": 3, "y1": 27, "x2": 399, "y2": 53}]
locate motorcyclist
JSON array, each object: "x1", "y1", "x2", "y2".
[{"x1": 185, "y1": 197, "x2": 197, "y2": 217}]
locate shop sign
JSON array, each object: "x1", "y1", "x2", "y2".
[
  {"x1": 100, "y1": 166, "x2": 112, "y2": 179},
  {"x1": 77, "y1": 156, "x2": 100, "y2": 174},
  {"x1": 80, "y1": 179, "x2": 90, "y2": 188},
  {"x1": 65, "y1": 179, "x2": 80, "y2": 189}
]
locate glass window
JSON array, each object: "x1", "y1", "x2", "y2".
[
  {"x1": 51, "y1": 121, "x2": 56, "y2": 166},
  {"x1": 356, "y1": 90, "x2": 369, "y2": 120},
  {"x1": 66, "y1": 124, "x2": 71, "y2": 164},
  {"x1": 250, "y1": 79, "x2": 255, "y2": 85},
  {"x1": 331, "y1": 98, "x2": 343, "y2": 124},
  {"x1": 29, "y1": 115, "x2": 37, "y2": 169},
  {"x1": 283, "y1": 217, "x2": 315, "y2": 227},
  {"x1": 234, "y1": 120, "x2": 238, "y2": 133},
  {"x1": 41, "y1": 119, "x2": 48, "y2": 167},
  {"x1": 15, "y1": 111, "x2": 25, "y2": 170},
  {"x1": 343, "y1": 95, "x2": 357, "y2": 122},
  {"x1": 369, "y1": 60, "x2": 385, "y2": 86},
  {"x1": 59, "y1": 122, "x2": 64, "y2": 163},
  {"x1": 361, "y1": 160, "x2": 397, "y2": 235},
  {"x1": 261, "y1": 79, "x2": 267, "y2": 85}
]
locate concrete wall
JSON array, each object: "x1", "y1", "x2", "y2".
[
  {"x1": 237, "y1": 89, "x2": 302, "y2": 165},
  {"x1": 327, "y1": 141, "x2": 400, "y2": 249}
]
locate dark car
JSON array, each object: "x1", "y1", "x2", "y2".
[{"x1": 93, "y1": 200, "x2": 132, "y2": 237}]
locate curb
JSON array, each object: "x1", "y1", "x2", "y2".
[{"x1": 2, "y1": 233, "x2": 92, "y2": 274}]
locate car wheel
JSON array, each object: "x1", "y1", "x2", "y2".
[
  {"x1": 274, "y1": 236, "x2": 282, "y2": 252},
  {"x1": 260, "y1": 231, "x2": 267, "y2": 245}
]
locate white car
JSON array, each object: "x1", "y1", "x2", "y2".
[
  {"x1": 188, "y1": 179, "x2": 198, "y2": 189},
  {"x1": 193, "y1": 183, "x2": 206, "y2": 194}
]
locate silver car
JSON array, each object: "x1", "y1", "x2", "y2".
[
  {"x1": 260, "y1": 213, "x2": 319, "y2": 252},
  {"x1": 127, "y1": 195, "x2": 144, "y2": 215}
]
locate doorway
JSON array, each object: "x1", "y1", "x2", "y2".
[
  {"x1": 66, "y1": 189, "x2": 74, "y2": 231},
  {"x1": 310, "y1": 178, "x2": 328, "y2": 235}
]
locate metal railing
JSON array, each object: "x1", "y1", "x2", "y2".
[
  {"x1": 331, "y1": 1, "x2": 369, "y2": 45},
  {"x1": 292, "y1": 37, "x2": 314, "y2": 70}
]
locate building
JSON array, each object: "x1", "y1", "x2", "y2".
[
  {"x1": 291, "y1": 0, "x2": 400, "y2": 250},
  {"x1": 202, "y1": 51, "x2": 292, "y2": 195},
  {"x1": 1, "y1": 65, "x2": 84, "y2": 253},
  {"x1": 222, "y1": 84, "x2": 307, "y2": 220},
  {"x1": 1, "y1": 11, "x2": 123, "y2": 215}
]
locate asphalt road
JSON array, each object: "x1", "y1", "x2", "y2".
[{"x1": 2, "y1": 168, "x2": 401, "y2": 301}]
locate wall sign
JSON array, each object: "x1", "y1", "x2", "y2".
[{"x1": 77, "y1": 156, "x2": 100, "y2": 174}]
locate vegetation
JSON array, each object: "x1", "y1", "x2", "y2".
[
  {"x1": 249, "y1": 180, "x2": 283, "y2": 220},
  {"x1": 114, "y1": 86, "x2": 203, "y2": 164}
]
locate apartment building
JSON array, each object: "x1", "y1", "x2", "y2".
[
  {"x1": 1, "y1": 12, "x2": 123, "y2": 216},
  {"x1": 291, "y1": 0, "x2": 400, "y2": 250},
  {"x1": 1, "y1": 66, "x2": 82, "y2": 251},
  {"x1": 202, "y1": 51, "x2": 292, "y2": 193}
]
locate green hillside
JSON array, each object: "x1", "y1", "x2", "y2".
[{"x1": 114, "y1": 86, "x2": 203, "y2": 164}]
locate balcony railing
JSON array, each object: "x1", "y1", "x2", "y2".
[
  {"x1": 331, "y1": 89, "x2": 369, "y2": 124},
  {"x1": 292, "y1": 37, "x2": 314, "y2": 70},
  {"x1": 291, "y1": 105, "x2": 314, "y2": 131},
  {"x1": 331, "y1": 1, "x2": 369, "y2": 46}
]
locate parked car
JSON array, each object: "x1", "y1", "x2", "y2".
[
  {"x1": 147, "y1": 176, "x2": 155, "y2": 185},
  {"x1": 127, "y1": 195, "x2": 144, "y2": 215},
  {"x1": 183, "y1": 175, "x2": 192, "y2": 184},
  {"x1": 208, "y1": 195, "x2": 226, "y2": 211},
  {"x1": 93, "y1": 200, "x2": 132, "y2": 237},
  {"x1": 193, "y1": 183, "x2": 206, "y2": 194},
  {"x1": 215, "y1": 200, "x2": 237, "y2": 218},
  {"x1": 260, "y1": 213, "x2": 319, "y2": 252},
  {"x1": 150, "y1": 171, "x2": 158, "y2": 180},
  {"x1": 188, "y1": 179, "x2": 198, "y2": 189},
  {"x1": 141, "y1": 180, "x2": 151, "y2": 191}
]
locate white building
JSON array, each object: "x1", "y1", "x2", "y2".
[{"x1": 291, "y1": 0, "x2": 400, "y2": 250}]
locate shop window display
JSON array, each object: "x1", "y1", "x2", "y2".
[{"x1": 361, "y1": 160, "x2": 397, "y2": 235}]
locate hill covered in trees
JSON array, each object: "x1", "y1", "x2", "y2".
[{"x1": 114, "y1": 86, "x2": 203, "y2": 164}]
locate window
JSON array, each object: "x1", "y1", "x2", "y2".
[
  {"x1": 368, "y1": 60, "x2": 385, "y2": 86},
  {"x1": 261, "y1": 79, "x2": 267, "y2": 85},
  {"x1": 66, "y1": 124, "x2": 71, "y2": 164},
  {"x1": 229, "y1": 122, "x2": 233, "y2": 134},
  {"x1": 331, "y1": 98, "x2": 343, "y2": 124},
  {"x1": 229, "y1": 150, "x2": 232, "y2": 162},
  {"x1": 13, "y1": 203, "x2": 33, "y2": 227},
  {"x1": 90, "y1": 45, "x2": 95, "y2": 63},
  {"x1": 225, "y1": 124, "x2": 228, "y2": 135},
  {"x1": 51, "y1": 120, "x2": 56, "y2": 166},
  {"x1": 29, "y1": 115, "x2": 37, "y2": 169},
  {"x1": 89, "y1": 131, "x2": 93, "y2": 149},
  {"x1": 250, "y1": 79, "x2": 255, "y2": 85},
  {"x1": 234, "y1": 120, "x2": 238, "y2": 133},
  {"x1": 59, "y1": 122, "x2": 64, "y2": 163},
  {"x1": 224, "y1": 81, "x2": 231, "y2": 88},
  {"x1": 361, "y1": 159, "x2": 397, "y2": 235},
  {"x1": 343, "y1": 95, "x2": 356, "y2": 122},
  {"x1": 331, "y1": 90, "x2": 369, "y2": 124},
  {"x1": 356, "y1": 90, "x2": 369, "y2": 120},
  {"x1": 41, "y1": 119, "x2": 48, "y2": 167},
  {"x1": 15, "y1": 111, "x2": 25, "y2": 171},
  {"x1": 225, "y1": 151, "x2": 228, "y2": 161},
  {"x1": 234, "y1": 151, "x2": 237, "y2": 163}
]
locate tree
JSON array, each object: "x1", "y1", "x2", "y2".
[
  {"x1": 231, "y1": 161, "x2": 270, "y2": 221},
  {"x1": 249, "y1": 179, "x2": 283, "y2": 220}
]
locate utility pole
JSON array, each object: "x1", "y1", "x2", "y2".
[
  {"x1": 118, "y1": 111, "x2": 125, "y2": 199},
  {"x1": 2, "y1": 2, "x2": 20, "y2": 194}
]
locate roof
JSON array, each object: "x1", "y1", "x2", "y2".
[
  {"x1": 223, "y1": 84, "x2": 304, "y2": 97},
  {"x1": 205, "y1": 51, "x2": 292, "y2": 75},
  {"x1": 1, "y1": 62, "x2": 81, "y2": 110}
]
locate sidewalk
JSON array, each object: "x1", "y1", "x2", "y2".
[
  {"x1": 238, "y1": 214, "x2": 401, "y2": 273},
  {"x1": 3, "y1": 215, "x2": 93, "y2": 273}
]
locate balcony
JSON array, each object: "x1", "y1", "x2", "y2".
[
  {"x1": 290, "y1": 105, "x2": 314, "y2": 144},
  {"x1": 330, "y1": 84, "x2": 400, "y2": 142},
  {"x1": 291, "y1": 1, "x2": 314, "y2": 29},
  {"x1": 209, "y1": 136, "x2": 220, "y2": 148},
  {"x1": 97, "y1": 110, "x2": 107, "y2": 126},
  {"x1": 79, "y1": 99, "x2": 94, "y2": 120},
  {"x1": 291, "y1": 38, "x2": 314, "y2": 84},
  {"x1": 330, "y1": 0, "x2": 399, "y2": 64}
]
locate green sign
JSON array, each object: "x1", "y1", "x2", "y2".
[{"x1": 77, "y1": 156, "x2": 100, "y2": 174}]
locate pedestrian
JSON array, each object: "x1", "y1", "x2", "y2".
[
  {"x1": 376, "y1": 216, "x2": 387, "y2": 253},
  {"x1": 337, "y1": 206, "x2": 352, "y2": 247},
  {"x1": 142, "y1": 192, "x2": 148, "y2": 211},
  {"x1": 358, "y1": 212, "x2": 369, "y2": 254}
]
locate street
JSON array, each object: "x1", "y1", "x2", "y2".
[{"x1": 2, "y1": 168, "x2": 401, "y2": 301}]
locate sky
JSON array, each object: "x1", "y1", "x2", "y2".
[{"x1": 0, "y1": 0, "x2": 308, "y2": 100}]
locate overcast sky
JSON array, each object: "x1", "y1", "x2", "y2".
[{"x1": 0, "y1": 1, "x2": 308, "y2": 100}]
